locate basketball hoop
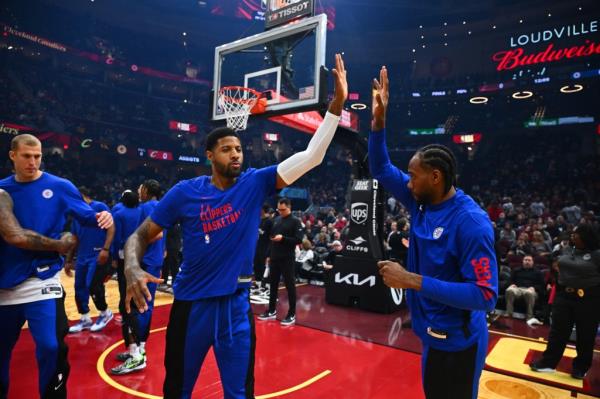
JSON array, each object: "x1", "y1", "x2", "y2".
[{"x1": 218, "y1": 86, "x2": 265, "y2": 131}]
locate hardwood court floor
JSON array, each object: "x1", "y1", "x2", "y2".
[{"x1": 5, "y1": 275, "x2": 599, "y2": 398}]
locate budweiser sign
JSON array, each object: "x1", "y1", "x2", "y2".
[{"x1": 492, "y1": 40, "x2": 600, "y2": 71}]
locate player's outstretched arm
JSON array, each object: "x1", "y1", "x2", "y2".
[
  {"x1": 367, "y1": 66, "x2": 416, "y2": 208},
  {"x1": 275, "y1": 53, "x2": 348, "y2": 189},
  {"x1": 368, "y1": 65, "x2": 395, "y2": 179},
  {"x1": 0, "y1": 189, "x2": 76, "y2": 254},
  {"x1": 124, "y1": 217, "x2": 164, "y2": 313}
]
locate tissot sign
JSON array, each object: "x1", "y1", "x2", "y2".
[
  {"x1": 265, "y1": 0, "x2": 314, "y2": 29},
  {"x1": 492, "y1": 20, "x2": 599, "y2": 71}
]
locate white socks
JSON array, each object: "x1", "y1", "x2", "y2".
[
  {"x1": 129, "y1": 344, "x2": 140, "y2": 358},
  {"x1": 127, "y1": 342, "x2": 146, "y2": 360}
]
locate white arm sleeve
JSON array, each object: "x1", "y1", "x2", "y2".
[{"x1": 276, "y1": 111, "x2": 341, "y2": 185}]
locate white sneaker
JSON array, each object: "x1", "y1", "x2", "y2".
[
  {"x1": 110, "y1": 355, "x2": 146, "y2": 375},
  {"x1": 527, "y1": 317, "x2": 543, "y2": 326},
  {"x1": 69, "y1": 318, "x2": 93, "y2": 333},
  {"x1": 91, "y1": 309, "x2": 114, "y2": 332}
]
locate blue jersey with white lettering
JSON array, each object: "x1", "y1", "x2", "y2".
[
  {"x1": 0, "y1": 172, "x2": 98, "y2": 287},
  {"x1": 139, "y1": 199, "x2": 166, "y2": 268},
  {"x1": 369, "y1": 130, "x2": 498, "y2": 351},
  {"x1": 151, "y1": 166, "x2": 278, "y2": 300},
  {"x1": 71, "y1": 200, "x2": 110, "y2": 263}
]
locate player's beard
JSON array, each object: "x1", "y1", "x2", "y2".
[
  {"x1": 214, "y1": 160, "x2": 242, "y2": 179},
  {"x1": 413, "y1": 189, "x2": 434, "y2": 207}
]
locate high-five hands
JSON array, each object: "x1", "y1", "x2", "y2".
[
  {"x1": 328, "y1": 53, "x2": 348, "y2": 116},
  {"x1": 371, "y1": 66, "x2": 389, "y2": 131}
]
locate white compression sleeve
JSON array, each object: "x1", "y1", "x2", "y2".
[{"x1": 276, "y1": 112, "x2": 341, "y2": 185}]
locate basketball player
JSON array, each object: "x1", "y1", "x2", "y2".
[
  {"x1": 124, "y1": 53, "x2": 347, "y2": 398},
  {"x1": 109, "y1": 190, "x2": 145, "y2": 366},
  {"x1": 66, "y1": 186, "x2": 115, "y2": 333},
  {"x1": 112, "y1": 180, "x2": 166, "y2": 375},
  {"x1": 0, "y1": 134, "x2": 113, "y2": 399},
  {"x1": 369, "y1": 67, "x2": 498, "y2": 399}
]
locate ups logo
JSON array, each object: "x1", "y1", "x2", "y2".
[{"x1": 351, "y1": 202, "x2": 368, "y2": 224}]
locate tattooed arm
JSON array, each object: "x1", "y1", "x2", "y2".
[
  {"x1": 124, "y1": 217, "x2": 164, "y2": 313},
  {"x1": 0, "y1": 189, "x2": 75, "y2": 254}
]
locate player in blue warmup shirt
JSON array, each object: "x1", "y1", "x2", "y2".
[
  {"x1": 124, "y1": 54, "x2": 347, "y2": 399},
  {"x1": 0, "y1": 134, "x2": 113, "y2": 399},
  {"x1": 111, "y1": 180, "x2": 166, "y2": 375},
  {"x1": 65, "y1": 186, "x2": 115, "y2": 334},
  {"x1": 109, "y1": 190, "x2": 144, "y2": 365},
  {"x1": 368, "y1": 67, "x2": 498, "y2": 399}
]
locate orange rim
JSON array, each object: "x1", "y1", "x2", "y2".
[{"x1": 219, "y1": 86, "x2": 261, "y2": 105}]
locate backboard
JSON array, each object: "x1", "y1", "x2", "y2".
[{"x1": 212, "y1": 13, "x2": 327, "y2": 122}]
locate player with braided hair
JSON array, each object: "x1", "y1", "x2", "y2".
[{"x1": 368, "y1": 66, "x2": 498, "y2": 399}]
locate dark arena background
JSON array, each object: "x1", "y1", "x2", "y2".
[{"x1": 1, "y1": 0, "x2": 599, "y2": 398}]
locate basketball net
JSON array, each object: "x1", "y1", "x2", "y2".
[{"x1": 218, "y1": 86, "x2": 262, "y2": 132}]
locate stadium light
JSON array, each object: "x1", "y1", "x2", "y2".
[
  {"x1": 469, "y1": 96, "x2": 488, "y2": 104},
  {"x1": 512, "y1": 91, "x2": 533, "y2": 99},
  {"x1": 560, "y1": 84, "x2": 583, "y2": 94}
]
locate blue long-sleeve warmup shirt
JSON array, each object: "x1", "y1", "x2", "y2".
[
  {"x1": 71, "y1": 200, "x2": 110, "y2": 264},
  {"x1": 111, "y1": 206, "x2": 142, "y2": 259},
  {"x1": 0, "y1": 172, "x2": 98, "y2": 287},
  {"x1": 369, "y1": 129, "x2": 498, "y2": 351}
]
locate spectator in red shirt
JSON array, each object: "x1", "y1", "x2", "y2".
[{"x1": 488, "y1": 199, "x2": 503, "y2": 222}]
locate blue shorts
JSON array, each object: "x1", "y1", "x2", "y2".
[{"x1": 163, "y1": 288, "x2": 254, "y2": 399}]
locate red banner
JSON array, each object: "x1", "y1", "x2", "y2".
[
  {"x1": 0, "y1": 122, "x2": 35, "y2": 136},
  {"x1": 0, "y1": 122, "x2": 70, "y2": 147},
  {"x1": 269, "y1": 109, "x2": 359, "y2": 134},
  {"x1": 147, "y1": 149, "x2": 173, "y2": 161},
  {"x1": 169, "y1": 120, "x2": 198, "y2": 133},
  {"x1": 453, "y1": 133, "x2": 482, "y2": 144}
]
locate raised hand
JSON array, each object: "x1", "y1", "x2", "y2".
[
  {"x1": 328, "y1": 53, "x2": 348, "y2": 116},
  {"x1": 372, "y1": 66, "x2": 389, "y2": 131}
]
